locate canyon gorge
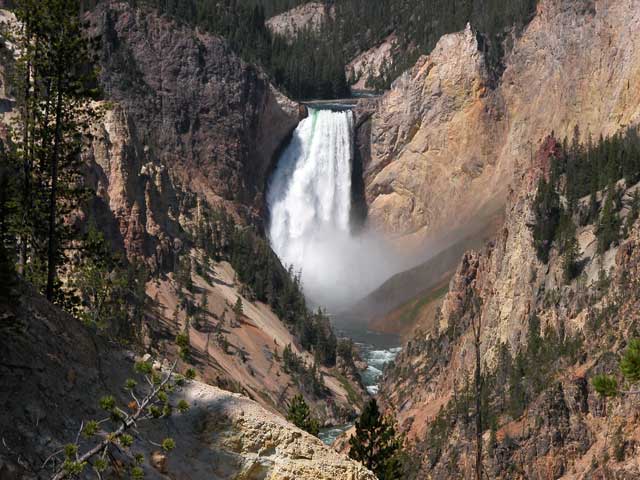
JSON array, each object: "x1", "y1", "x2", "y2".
[{"x1": 1, "y1": 0, "x2": 640, "y2": 479}]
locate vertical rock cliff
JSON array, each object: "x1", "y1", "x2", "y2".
[{"x1": 379, "y1": 135, "x2": 640, "y2": 477}]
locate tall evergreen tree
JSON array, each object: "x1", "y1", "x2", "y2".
[
  {"x1": 559, "y1": 213, "x2": 581, "y2": 282},
  {"x1": 349, "y1": 399, "x2": 403, "y2": 480},
  {"x1": 531, "y1": 176, "x2": 561, "y2": 263},
  {"x1": 597, "y1": 183, "x2": 621, "y2": 254},
  {"x1": 8, "y1": 0, "x2": 101, "y2": 300}
]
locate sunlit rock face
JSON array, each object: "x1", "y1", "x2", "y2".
[
  {"x1": 81, "y1": 2, "x2": 300, "y2": 270},
  {"x1": 365, "y1": 0, "x2": 640, "y2": 247},
  {"x1": 266, "y1": 2, "x2": 334, "y2": 40}
]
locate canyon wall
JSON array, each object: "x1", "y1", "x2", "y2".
[
  {"x1": 369, "y1": 3, "x2": 640, "y2": 475},
  {"x1": 379, "y1": 135, "x2": 640, "y2": 477},
  {"x1": 85, "y1": 2, "x2": 301, "y2": 269},
  {"x1": 363, "y1": 0, "x2": 640, "y2": 246},
  {"x1": 1, "y1": 2, "x2": 367, "y2": 432},
  {"x1": 81, "y1": 3, "x2": 366, "y2": 425},
  {"x1": 266, "y1": 2, "x2": 333, "y2": 39}
]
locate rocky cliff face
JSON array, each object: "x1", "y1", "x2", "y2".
[
  {"x1": 347, "y1": 34, "x2": 397, "y2": 91},
  {"x1": 363, "y1": 0, "x2": 640, "y2": 246},
  {"x1": 1, "y1": 1, "x2": 365, "y2": 439},
  {"x1": 145, "y1": 256, "x2": 366, "y2": 427},
  {"x1": 0, "y1": 282, "x2": 375, "y2": 480},
  {"x1": 84, "y1": 2, "x2": 300, "y2": 269},
  {"x1": 379, "y1": 136, "x2": 640, "y2": 478}
]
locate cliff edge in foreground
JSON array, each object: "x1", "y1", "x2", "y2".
[{"x1": 0, "y1": 282, "x2": 375, "y2": 480}]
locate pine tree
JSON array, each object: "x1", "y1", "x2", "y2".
[
  {"x1": 620, "y1": 339, "x2": 640, "y2": 383},
  {"x1": 592, "y1": 339, "x2": 640, "y2": 416},
  {"x1": 597, "y1": 183, "x2": 621, "y2": 254},
  {"x1": 560, "y1": 214, "x2": 581, "y2": 282},
  {"x1": 196, "y1": 292, "x2": 208, "y2": 330},
  {"x1": 348, "y1": 399, "x2": 403, "y2": 480},
  {"x1": 233, "y1": 296, "x2": 244, "y2": 319},
  {"x1": 532, "y1": 176, "x2": 561, "y2": 263},
  {"x1": 8, "y1": 0, "x2": 101, "y2": 301},
  {"x1": 625, "y1": 189, "x2": 640, "y2": 234},
  {"x1": 0, "y1": 142, "x2": 17, "y2": 296},
  {"x1": 286, "y1": 394, "x2": 319, "y2": 436},
  {"x1": 70, "y1": 223, "x2": 127, "y2": 330}
]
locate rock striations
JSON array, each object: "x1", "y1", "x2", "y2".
[
  {"x1": 84, "y1": 2, "x2": 300, "y2": 269},
  {"x1": 379, "y1": 135, "x2": 640, "y2": 478}
]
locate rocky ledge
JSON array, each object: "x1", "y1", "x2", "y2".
[{"x1": 0, "y1": 282, "x2": 374, "y2": 480}]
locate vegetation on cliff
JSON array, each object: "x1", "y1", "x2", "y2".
[
  {"x1": 287, "y1": 394, "x2": 321, "y2": 436},
  {"x1": 193, "y1": 205, "x2": 340, "y2": 367},
  {"x1": 1, "y1": 0, "x2": 363, "y2": 442},
  {"x1": 381, "y1": 127, "x2": 640, "y2": 478},
  {"x1": 532, "y1": 126, "x2": 640, "y2": 269},
  {"x1": 76, "y1": 0, "x2": 539, "y2": 99},
  {"x1": 1, "y1": 0, "x2": 101, "y2": 303}
]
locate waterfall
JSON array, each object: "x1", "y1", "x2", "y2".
[{"x1": 267, "y1": 108, "x2": 401, "y2": 310}]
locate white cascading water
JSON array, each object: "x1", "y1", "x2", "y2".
[{"x1": 268, "y1": 108, "x2": 403, "y2": 309}]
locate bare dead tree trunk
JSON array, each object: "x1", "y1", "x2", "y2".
[
  {"x1": 45, "y1": 77, "x2": 63, "y2": 300},
  {"x1": 471, "y1": 298, "x2": 483, "y2": 480}
]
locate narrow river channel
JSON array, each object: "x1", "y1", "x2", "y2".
[{"x1": 319, "y1": 325, "x2": 401, "y2": 445}]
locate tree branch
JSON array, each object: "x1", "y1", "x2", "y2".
[{"x1": 50, "y1": 360, "x2": 178, "y2": 480}]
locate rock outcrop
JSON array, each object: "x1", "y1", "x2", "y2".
[
  {"x1": 152, "y1": 383, "x2": 375, "y2": 479},
  {"x1": 0, "y1": 282, "x2": 375, "y2": 480},
  {"x1": 364, "y1": 0, "x2": 640, "y2": 246},
  {"x1": 347, "y1": 34, "x2": 397, "y2": 91},
  {"x1": 266, "y1": 2, "x2": 333, "y2": 39}
]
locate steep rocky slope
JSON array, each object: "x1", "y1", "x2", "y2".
[
  {"x1": 361, "y1": 0, "x2": 640, "y2": 246},
  {"x1": 144, "y1": 253, "x2": 366, "y2": 426},
  {"x1": 0, "y1": 282, "x2": 375, "y2": 480},
  {"x1": 84, "y1": 2, "x2": 301, "y2": 269},
  {"x1": 81, "y1": 3, "x2": 364, "y2": 425},
  {"x1": 379, "y1": 138, "x2": 640, "y2": 478}
]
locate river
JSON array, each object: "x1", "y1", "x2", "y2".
[{"x1": 319, "y1": 324, "x2": 401, "y2": 445}]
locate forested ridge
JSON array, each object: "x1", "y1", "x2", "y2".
[{"x1": 74, "y1": 0, "x2": 538, "y2": 99}]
